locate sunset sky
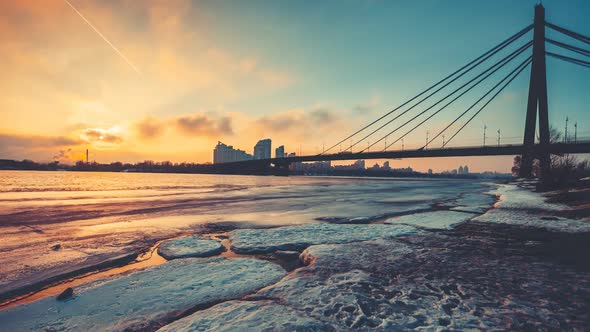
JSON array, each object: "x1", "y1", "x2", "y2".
[{"x1": 1, "y1": 0, "x2": 588, "y2": 172}]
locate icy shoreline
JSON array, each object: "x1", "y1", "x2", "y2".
[
  {"x1": 1, "y1": 181, "x2": 589, "y2": 330},
  {"x1": 474, "y1": 182, "x2": 590, "y2": 232}
]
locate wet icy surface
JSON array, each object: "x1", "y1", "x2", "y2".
[
  {"x1": 452, "y1": 191, "x2": 496, "y2": 213},
  {"x1": 229, "y1": 223, "x2": 421, "y2": 253},
  {"x1": 157, "y1": 300, "x2": 333, "y2": 332},
  {"x1": 157, "y1": 235, "x2": 225, "y2": 259},
  {"x1": 0, "y1": 172, "x2": 489, "y2": 297},
  {"x1": 1, "y1": 173, "x2": 589, "y2": 330},
  {"x1": 474, "y1": 184, "x2": 590, "y2": 232},
  {"x1": 0, "y1": 257, "x2": 286, "y2": 331},
  {"x1": 384, "y1": 210, "x2": 476, "y2": 230},
  {"x1": 449, "y1": 205, "x2": 489, "y2": 213}
]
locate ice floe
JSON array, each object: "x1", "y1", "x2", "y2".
[
  {"x1": 0, "y1": 257, "x2": 286, "y2": 331},
  {"x1": 157, "y1": 300, "x2": 333, "y2": 332},
  {"x1": 474, "y1": 184, "x2": 590, "y2": 233},
  {"x1": 229, "y1": 223, "x2": 420, "y2": 253},
  {"x1": 450, "y1": 205, "x2": 490, "y2": 214},
  {"x1": 158, "y1": 235, "x2": 225, "y2": 259},
  {"x1": 450, "y1": 192, "x2": 496, "y2": 213},
  {"x1": 385, "y1": 210, "x2": 476, "y2": 230}
]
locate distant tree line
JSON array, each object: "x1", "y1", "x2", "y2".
[
  {"x1": 0, "y1": 159, "x2": 217, "y2": 174},
  {"x1": 0, "y1": 159, "x2": 63, "y2": 171}
]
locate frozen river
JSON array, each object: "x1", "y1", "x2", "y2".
[
  {"x1": 1, "y1": 171, "x2": 589, "y2": 331},
  {"x1": 0, "y1": 171, "x2": 492, "y2": 301}
]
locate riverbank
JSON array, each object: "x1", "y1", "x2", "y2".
[{"x1": 0, "y1": 177, "x2": 588, "y2": 330}]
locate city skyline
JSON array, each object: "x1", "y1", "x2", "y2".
[
  {"x1": 214, "y1": 138, "x2": 278, "y2": 164},
  {"x1": 210, "y1": 137, "x2": 484, "y2": 178},
  {"x1": 1, "y1": 1, "x2": 588, "y2": 173}
]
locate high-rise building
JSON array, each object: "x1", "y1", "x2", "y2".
[
  {"x1": 275, "y1": 145, "x2": 285, "y2": 158},
  {"x1": 253, "y1": 139, "x2": 272, "y2": 160},
  {"x1": 457, "y1": 165, "x2": 470, "y2": 175},
  {"x1": 213, "y1": 141, "x2": 253, "y2": 164}
]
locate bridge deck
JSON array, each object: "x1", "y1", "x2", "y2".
[{"x1": 217, "y1": 142, "x2": 590, "y2": 167}]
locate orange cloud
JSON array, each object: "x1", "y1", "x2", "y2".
[
  {"x1": 175, "y1": 114, "x2": 231, "y2": 137},
  {"x1": 255, "y1": 107, "x2": 343, "y2": 137},
  {"x1": 135, "y1": 117, "x2": 165, "y2": 140},
  {"x1": 80, "y1": 127, "x2": 124, "y2": 146}
]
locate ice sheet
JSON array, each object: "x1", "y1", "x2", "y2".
[
  {"x1": 0, "y1": 257, "x2": 286, "y2": 331},
  {"x1": 229, "y1": 223, "x2": 420, "y2": 253},
  {"x1": 385, "y1": 210, "x2": 476, "y2": 230},
  {"x1": 157, "y1": 300, "x2": 332, "y2": 331}
]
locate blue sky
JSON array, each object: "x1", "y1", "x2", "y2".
[{"x1": 203, "y1": 0, "x2": 589, "y2": 137}]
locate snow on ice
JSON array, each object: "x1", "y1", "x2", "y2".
[
  {"x1": 474, "y1": 184, "x2": 590, "y2": 233},
  {"x1": 254, "y1": 235, "x2": 588, "y2": 330},
  {"x1": 256, "y1": 239, "x2": 475, "y2": 330}
]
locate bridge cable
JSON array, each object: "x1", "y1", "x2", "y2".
[
  {"x1": 546, "y1": 22, "x2": 590, "y2": 45},
  {"x1": 378, "y1": 49, "x2": 532, "y2": 152},
  {"x1": 443, "y1": 58, "x2": 533, "y2": 148},
  {"x1": 348, "y1": 40, "x2": 533, "y2": 154},
  {"x1": 547, "y1": 51, "x2": 590, "y2": 69},
  {"x1": 319, "y1": 24, "x2": 533, "y2": 155},
  {"x1": 359, "y1": 40, "x2": 533, "y2": 153},
  {"x1": 546, "y1": 38, "x2": 590, "y2": 58},
  {"x1": 387, "y1": 55, "x2": 534, "y2": 151},
  {"x1": 424, "y1": 56, "x2": 533, "y2": 149}
]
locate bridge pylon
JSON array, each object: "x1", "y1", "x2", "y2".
[{"x1": 520, "y1": 4, "x2": 551, "y2": 179}]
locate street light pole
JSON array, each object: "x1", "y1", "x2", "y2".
[{"x1": 565, "y1": 117, "x2": 569, "y2": 143}]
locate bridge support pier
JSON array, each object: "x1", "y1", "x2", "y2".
[{"x1": 520, "y1": 4, "x2": 551, "y2": 180}]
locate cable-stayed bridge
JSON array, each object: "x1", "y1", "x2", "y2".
[{"x1": 214, "y1": 5, "x2": 590, "y2": 178}]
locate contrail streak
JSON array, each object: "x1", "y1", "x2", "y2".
[{"x1": 63, "y1": 0, "x2": 141, "y2": 74}]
